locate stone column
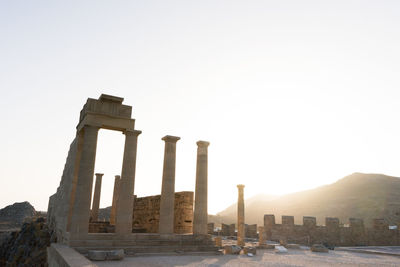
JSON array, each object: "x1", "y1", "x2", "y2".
[
  {"x1": 159, "y1": 135, "x2": 180, "y2": 234},
  {"x1": 70, "y1": 125, "x2": 99, "y2": 239},
  {"x1": 91, "y1": 173, "x2": 103, "y2": 221},
  {"x1": 258, "y1": 226, "x2": 266, "y2": 246},
  {"x1": 115, "y1": 130, "x2": 141, "y2": 235},
  {"x1": 109, "y1": 175, "x2": 121, "y2": 225},
  {"x1": 193, "y1": 141, "x2": 210, "y2": 235},
  {"x1": 237, "y1": 184, "x2": 245, "y2": 246}
]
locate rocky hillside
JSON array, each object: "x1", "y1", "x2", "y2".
[
  {"x1": 0, "y1": 202, "x2": 36, "y2": 231},
  {"x1": 0, "y1": 218, "x2": 51, "y2": 266},
  {"x1": 213, "y1": 173, "x2": 400, "y2": 227}
]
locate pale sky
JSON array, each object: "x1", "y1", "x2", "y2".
[{"x1": 1, "y1": 1, "x2": 400, "y2": 214}]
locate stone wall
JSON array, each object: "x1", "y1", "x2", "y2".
[
  {"x1": 263, "y1": 214, "x2": 400, "y2": 246},
  {"x1": 47, "y1": 138, "x2": 79, "y2": 243},
  {"x1": 132, "y1": 191, "x2": 193, "y2": 234}
]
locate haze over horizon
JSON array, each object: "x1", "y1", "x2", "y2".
[{"x1": 1, "y1": 1, "x2": 400, "y2": 214}]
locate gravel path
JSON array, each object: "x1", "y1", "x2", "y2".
[{"x1": 96, "y1": 249, "x2": 400, "y2": 267}]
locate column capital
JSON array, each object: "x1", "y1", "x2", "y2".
[
  {"x1": 95, "y1": 173, "x2": 104, "y2": 177},
  {"x1": 237, "y1": 184, "x2": 245, "y2": 189},
  {"x1": 124, "y1": 129, "x2": 142, "y2": 136},
  {"x1": 115, "y1": 175, "x2": 121, "y2": 179},
  {"x1": 162, "y1": 135, "x2": 180, "y2": 143},
  {"x1": 196, "y1": 141, "x2": 210, "y2": 147}
]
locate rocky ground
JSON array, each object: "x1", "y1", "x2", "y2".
[
  {"x1": 0, "y1": 217, "x2": 52, "y2": 267},
  {"x1": 0, "y1": 202, "x2": 37, "y2": 231}
]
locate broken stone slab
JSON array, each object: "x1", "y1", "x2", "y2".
[
  {"x1": 311, "y1": 244, "x2": 329, "y2": 253},
  {"x1": 224, "y1": 245, "x2": 242, "y2": 254},
  {"x1": 274, "y1": 245, "x2": 288, "y2": 253},
  {"x1": 285, "y1": 244, "x2": 301, "y2": 249},
  {"x1": 88, "y1": 249, "x2": 124, "y2": 261},
  {"x1": 243, "y1": 246, "x2": 257, "y2": 255}
]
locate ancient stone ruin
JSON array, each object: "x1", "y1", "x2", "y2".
[
  {"x1": 47, "y1": 94, "x2": 217, "y2": 254},
  {"x1": 261, "y1": 214, "x2": 400, "y2": 246}
]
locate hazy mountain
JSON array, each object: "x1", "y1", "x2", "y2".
[{"x1": 212, "y1": 173, "x2": 400, "y2": 227}]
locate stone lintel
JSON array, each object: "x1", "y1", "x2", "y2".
[
  {"x1": 124, "y1": 129, "x2": 142, "y2": 136},
  {"x1": 162, "y1": 135, "x2": 180, "y2": 143},
  {"x1": 77, "y1": 113, "x2": 135, "y2": 132},
  {"x1": 99, "y1": 94, "x2": 124, "y2": 103},
  {"x1": 196, "y1": 140, "x2": 210, "y2": 147}
]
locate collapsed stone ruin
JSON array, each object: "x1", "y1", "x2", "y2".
[
  {"x1": 47, "y1": 94, "x2": 217, "y2": 254},
  {"x1": 89, "y1": 191, "x2": 194, "y2": 234},
  {"x1": 262, "y1": 214, "x2": 400, "y2": 246},
  {"x1": 213, "y1": 214, "x2": 400, "y2": 247}
]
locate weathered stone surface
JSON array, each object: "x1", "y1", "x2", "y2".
[
  {"x1": 193, "y1": 141, "x2": 210, "y2": 235},
  {"x1": 0, "y1": 202, "x2": 36, "y2": 230},
  {"x1": 132, "y1": 192, "x2": 193, "y2": 234},
  {"x1": 285, "y1": 243, "x2": 301, "y2": 249},
  {"x1": 245, "y1": 224, "x2": 257, "y2": 238},
  {"x1": 243, "y1": 246, "x2": 257, "y2": 255},
  {"x1": 214, "y1": 236, "x2": 222, "y2": 247},
  {"x1": 0, "y1": 218, "x2": 50, "y2": 266},
  {"x1": 274, "y1": 245, "x2": 288, "y2": 253},
  {"x1": 224, "y1": 245, "x2": 242, "y2": 254},
  {"x1": 88, "y1": 250, "x2": 107, "y2": 261},
  {"x1": 311, "y1": 244, "x2": 328, "y2": 253},
  {"x1": 159, "y1": 135, "x2": 180, "y2": 234},
  {"x1": 88, "y1": 249, "x2": 124, "y2": 261},
  {"x1": 207, "y1": 223, "x2": 214, "y2": 235},
  {"x1": 237, "y1": 184, "x2": 245, "y2": 246}
]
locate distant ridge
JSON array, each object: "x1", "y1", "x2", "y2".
[
  {"x1": 0, "y1": 202, "x2": 36, "y2": 230},
  {"x1": 211, "y1": 173, "x2": 400, "y2": 227}
]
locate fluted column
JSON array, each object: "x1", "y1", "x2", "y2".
[
  {"x1": 91, "y1": 173, "x2": 103, "y2": 221},
  {"x1": 159, "y1": 135, "x2": 180, "y2": 234},
  {"x1": 115, "y1": 130, "x2": 141, "y2": 235},
  {"x1": 70, "y1": 125, "x2": 99, "y2": 239},
  {"x1": 237, "y1": 184, "x2": 245, "y2": 246},
  {"x1": 110, "y1": 175, "x2": 121, "y2": 225},
  {"x1": 193, "y1": 141, "x2": 210, "y2": 235}
]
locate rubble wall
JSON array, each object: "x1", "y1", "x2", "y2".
[
  {"x1": 132, "y1": 191, "x2": 194, "y2": 234},
  {"x1": 263, "y1": 214, "x2": 400, "y2": 246}
]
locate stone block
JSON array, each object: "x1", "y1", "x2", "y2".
[
  {"x1": 207, "y1": 223, "x2": 215, "y2": 234},
  {"x1": 282, "y1": 216, "x2": 294, "y2": 226},
  {"x1": 224, "y1": 245, "x2": 241, "y2": 254},
  {"x1": 285, "y1": 243, "x2": 301, "y2": 249},
  {"x1": 243, "y1": 246, "x2": 257, "y2": 255},
  {"x1": 274, "y1": 245, "x2": 288, "y2": 253},
  {"x1": 311, "y1": 244, "x2": 328, "y2": 253},
  {"x1": 303, "y1": 216, "x2": 316, "y2": 228},
  {"x1": 214, "y1": 236, "x2": 222, "y2": 247},
  {"x1": 88, "y1": 249, "x2": 124, "y2": 261},
  {"x1": 88, "y1": 250, "x2": 106, "y2": 261}
]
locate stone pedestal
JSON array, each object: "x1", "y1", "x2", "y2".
[
  {"x1": 70, "y1": 125, "x2": 99, "y2": 239},
  {"x1": 159, "y1": 135, "x2": 180, "y2": 234},
  {"x1": 193, "y1": 141, "x2": 210, "y2": 235},
  {"x1": 110, "y1": 175, "x2": 121, "y2": 225},
  {"x1": 115, "y1": 130, "x2": 141, "y2": 235},
  {"x1": 91, "y1": 173, "x2": 103, "y2": 221},
  {"x1": 237, "y1": 184, "x2": 245, "y2": 246}
]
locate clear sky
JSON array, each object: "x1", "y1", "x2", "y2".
[{"x1": 1, "y1": 1, "x2": 400, "y2": 214}]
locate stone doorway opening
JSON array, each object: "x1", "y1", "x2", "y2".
[{"x1": 89, "y1": 129, "x2": 125, "y2": 231}]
